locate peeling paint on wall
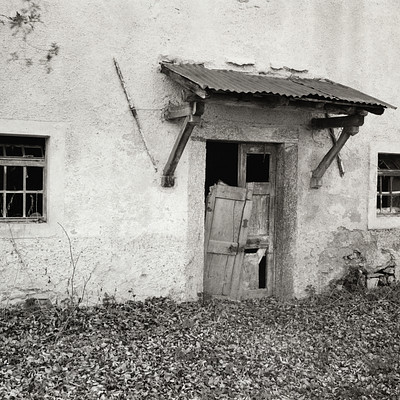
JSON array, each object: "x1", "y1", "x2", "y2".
[{"x1": 315, "y1": 227, "x2": 400, "y2": 294}]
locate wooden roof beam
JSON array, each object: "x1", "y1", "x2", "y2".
[
  {"x1": 160, "y1": 65, "x2": 209, "y2": 99},
  {"x1": 164, "y1": 102, "x2": 198, "y2": 120},
  {"x1": 182, "y1": 92, "x2": 382, "y2": 115},
  {"x1": 311, "y1": 114, "x2": 365, "y2": 129},
  {"x1": 161, "y1": 102, "x2": 205, "y2": 187}
]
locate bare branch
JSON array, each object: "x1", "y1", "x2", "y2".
[{"x1": 58, "y1": 223, "x2": 78, "y2": 303}]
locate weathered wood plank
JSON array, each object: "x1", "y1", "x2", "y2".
[
  {"x1": 204, "y1": 184, "x2": 251, "y2": 297},
  {"x1": 208, "y1": 240, "x2": 238, "y2": 255},
  {"x1": 164, "y1": 102, "x2": 193, "y2": 120},
  {"x1": 160, "y1": 65, "x2": 208, "y2": 99},
  {"x1": 164, "y1": 102, "x2": 205, "y2": 120},
  {"x1": 204, "y1": 253, "x2": 228, "y2": 295},
  {"x1": 161, "y1": 114, "x2": 201, "y2": 187},
  {"x1": 378, "y1": 170, "x2": 400, "y2": 177},
  {"x1": 311, "y1": 114, "x2": 364, "y2": 129},
  {"x1": 230, "y1": 184, "x2": 254, "y2": 299},
  {"x1": 0, "y1": 158, "x2": 45, "y2": 167},
  {"x1": 311, "y1": 126, "x2": 359, "y2": 188},
  {"x1": 222, "y1": 256, "x2": 235, "y2": 296},
  {"x1": 210, "y1": 199, "x2": 236, "y2": 241},
  {"x1": 248, "y1": 190, "x2": 270, "y2": 239},
  {"x1": 215, "y1": 184, "x2": 247, "y2": 201},
  {"x1": 328, "y1": 127, "x2": 345, "y2": 177}
]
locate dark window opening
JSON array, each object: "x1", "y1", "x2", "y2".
[
  {"x1": 377, "y1": 153, "x2": 400, "y2": 215},
  {"x1": 0, "y1": 136, "x2": 46, "y2": 221},
  {"x1": 205, "y1": 141, "x2": 238, "y2": 199},
  {"x1": 246, "y1": 153, "x2": 270, "y2": 183},
  {"x1": 244, "y1": 248, "x2": 258, "y2": 254}
]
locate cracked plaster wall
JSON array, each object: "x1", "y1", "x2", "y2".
[{"x1": 0, "y1": 0, "x2": 399, "y2": 303}]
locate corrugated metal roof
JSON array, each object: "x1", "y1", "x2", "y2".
[{"x1": 161, "y1": 63, "x2": 395, "y2": 109}]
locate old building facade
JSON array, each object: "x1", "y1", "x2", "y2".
[{"x1": 0, "y1": 0, "x2": 398, "y2": 304}]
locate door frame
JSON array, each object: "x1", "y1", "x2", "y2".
[{"x1": 203, "y1": 141, "x2": 278, "y2": 298}]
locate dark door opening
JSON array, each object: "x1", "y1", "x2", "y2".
[{"x1": 205, "y1": 141, "x2": 238, "y2": 199}]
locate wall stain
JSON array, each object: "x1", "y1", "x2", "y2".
[{"x1": 318, "y1": 227, "x2": 400, "y2": 289}]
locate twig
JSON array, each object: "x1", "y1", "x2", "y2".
[
  {"x1": 79, "y1": 270, "x2": 93, "y2": 305},
  {"x1": 113, "y1": 58, "x2": 158, "y2": 172},
  {"x1": 8, "y1": 225, "x2": 28, "y2": 271},
  {"x1": 58, "y1": 223, "x2": 79, "y2": 302},
  {"x1": 6, "y1": 225, "x2": 30, "y2": 307}
]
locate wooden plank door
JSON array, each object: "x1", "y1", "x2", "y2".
[
  {"x1": 238, "y1": 144, "x2": 276, "y2": 296},
  {"x1": 204, "y1": 182, "x2": 253, "y2": 299}
]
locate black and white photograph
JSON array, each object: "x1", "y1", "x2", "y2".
[{"x1": 0, "y1": 1, "x2": 399, "y2": 398}]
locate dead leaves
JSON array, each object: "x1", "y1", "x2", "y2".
[{"x1": 1, "y1": 290, "x2": 400, "y2": 399}]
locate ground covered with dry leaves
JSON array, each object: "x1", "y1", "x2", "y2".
[{"x1": 1, "y1": 287, "x2": 400, "y2": 399}]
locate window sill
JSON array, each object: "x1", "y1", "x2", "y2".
[
  {"x1": 0, "y1": 218, "x2": 46, "y2": 223},
  {"x1": 369, "y1": 213, "x2": 400, "y2": 230}
]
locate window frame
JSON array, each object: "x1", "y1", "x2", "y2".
[
  {"x1": 0, "y1": 138, "x2": 47, "y2": 222},
  {"x1": 368, "y1": 141, "x2": 400, "y2": 229},
  {"x1": 376, "y1": 153, "x2": 400, "y2": 216},
  {"x1": 0, "y1": 119, "x2": 65, "y2": 237}
]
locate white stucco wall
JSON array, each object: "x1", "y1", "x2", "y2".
[{"x1": 0, "y1": 0, "x2": 399, "y2": 303}]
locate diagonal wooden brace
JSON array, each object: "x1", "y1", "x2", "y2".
[
  {"x1": 161, "y1": 102, "x2": 205, "y2": 187},
  {"x1": 310, "y1": 126, "x2": 359, "y2": 188}
]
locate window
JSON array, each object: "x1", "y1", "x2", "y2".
[
  {"x1": 377, "y1": 153, "x2": 400, "y2": 215},
  {"x1": 0, "y1": 136, "x2": 46, "y2": 221}
]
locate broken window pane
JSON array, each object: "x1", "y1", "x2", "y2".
[
  {"x1": 6, "y1": 166, "x2": 23, "y2": 191},
  {"x1": 6, "y1": 193, "x2": 23, "y2": 217},
  {"x1": 26, "y1": 167, "x2": 43, "y2": 190},
  {"x1": 5, "y1": 145, "x2": 23, "y2": 157},
  {"x1": 246, "y1": 153, "x2": 270, "y2": 182},
  {"x1": 26, "y1": 193, "x2": 43, "y2": 217},
  {"x1": 25, "y1": 147, "x2": 43, "y2": 157}
]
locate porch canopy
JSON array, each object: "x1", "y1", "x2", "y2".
[{"x1": 160, "y1": 62, "x2": 395, "y2": 187}]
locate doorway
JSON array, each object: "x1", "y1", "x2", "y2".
[{"x1": 204, "y1": 141, "x2": 277, "y2": 298}]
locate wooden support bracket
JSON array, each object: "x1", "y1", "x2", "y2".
[
  {"x1": 311, "y1": 114, "x2": 364, "y2": 129},
  {"x1": 164, "y1": 102, "x2": 198, "y2": 120},
  {"x1": 161, "y1": 102, "x2": 205, "y2": 187},
  {"x1": 311, "y1": 126, "x2": 359, "y2": 188}
]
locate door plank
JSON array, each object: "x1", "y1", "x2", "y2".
[
  {"x1": 229, "y1": 183, "x2": 254, "y2": 299},
  {"x1": 204, "y1": 183, "x2": 253, "y2": 298},
  {"x1": 208, "y1": 240, "x2": 238, "y2": 255},
  {"x1": 237, "y1": 144, "x2": 277, "y2": 297}
]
